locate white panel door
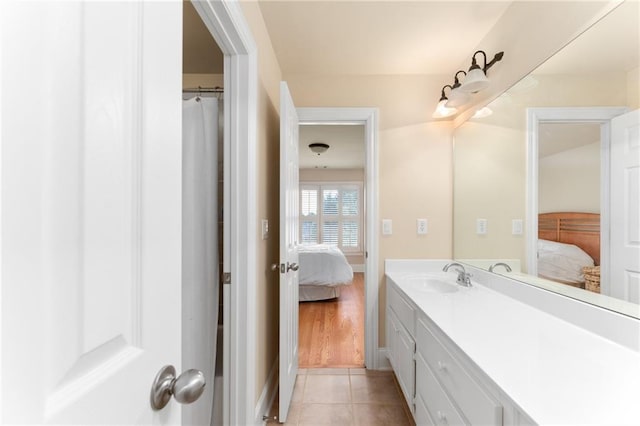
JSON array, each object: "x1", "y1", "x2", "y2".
[
  {"x1": 278, "y1": 82, "x2": 300, "y2": 423},
  {"x1": 610, "y1": 110, "x2": 640, "y2": 303},
  {"x1": 1, "y1": 2, "x2": 186, "y2": 424}
]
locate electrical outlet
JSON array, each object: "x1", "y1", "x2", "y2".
[
  {"x1": 512, "y1": 219, "x2": 523, "y2": 235},
  {"x1": 382, "y1": 219, "x2": 393, "y2": 235},
  {"x1": 476, "y1": 218, "x2": 488, "y2": 235},
  {"x1": 417, "y1": 218, "x2": 428, "y2": 235}
]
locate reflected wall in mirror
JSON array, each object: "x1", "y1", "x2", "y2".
[{"x1": 453, "y1": 1, "x2": 640, "y2": 318}]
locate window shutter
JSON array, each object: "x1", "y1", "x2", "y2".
[
  {"x1": 322, "y1": 189, "x2": 339, "y2": 216},
  {"x1": 342, "y1": 189, "x2": 358, "y2": 216},
  {"x1": 322, "y1": 221, "x2": 339, "y2": 246}
]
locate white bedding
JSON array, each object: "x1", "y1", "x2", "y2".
[
  {"x1": 298, "y1": 244, "x2": 354, "y2": 287},
  {"x1": 537, "y1": 239, "x2": 594, "y2": 284}
]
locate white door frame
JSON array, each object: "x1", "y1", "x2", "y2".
[
  {"x1": 191, "y1": 1, "x2": 257, "y2": 424},
  {"x1": 297, "y1": 107, "x2": 381, "y2": 369},
  {"x1": 526, "y1": 106, "x2": 628, "y2": 293}
]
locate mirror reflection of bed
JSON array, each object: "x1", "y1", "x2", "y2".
[
  {"x1": 297, "y1": 124, "x2": 366, "y2": 368},
  {"x1": 538, "y1": 212, "x2": 600, "y2": 292}
]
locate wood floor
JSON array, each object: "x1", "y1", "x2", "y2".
[{"x1": 298, "y1": 273, "x2": 365, "y2": 368}]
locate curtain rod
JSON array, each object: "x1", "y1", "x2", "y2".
[{"x1": 182, "y1": 86, "x2": 224, "y2": 93}]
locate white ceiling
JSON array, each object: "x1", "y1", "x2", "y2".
[
  {"x1": 258, "y1": 1, "x2": 512, "y2": 75},
  {"x1": 539, "y1": 122, "x2": 601, "y2": 158},
  {"x1": 534, "y1": 1, "x2": 639, "y2": 75},
  {"x1": 299, "y1": 125, "x2": 365, "y2": 169}
]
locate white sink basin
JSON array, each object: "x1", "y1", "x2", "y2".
[{"x1": 403, "y1": 275, "x2": 459, "y2": 293}]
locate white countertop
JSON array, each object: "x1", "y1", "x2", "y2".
[{"x1": 386, "y1": 263, "x2": 640, "y2": 425}]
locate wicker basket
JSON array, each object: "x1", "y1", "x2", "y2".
[{"x1": 583, "y1": 266, "x2": 600, "y2": 293}]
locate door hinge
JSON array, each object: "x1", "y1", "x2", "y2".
[
  {"x1": 365, "y1": 251, "x2": 368, "y2": 259},
  {"x1": 223, "y1": 272, "x2": 231, "y2": 284}
]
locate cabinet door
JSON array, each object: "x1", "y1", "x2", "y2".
[
  {"x1": 386, "y1": 307, "x2": 398, "y2": 370},
  {"x1": 396, "y1": 319, "x2": 416, "y2": 411},
  {"x1": 387, "y1": 308, "x2": 415, "y2": 411}
]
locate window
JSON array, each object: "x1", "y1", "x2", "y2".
[{"x1": 299, "y1": 183, "x2": 363, "y2": 253}]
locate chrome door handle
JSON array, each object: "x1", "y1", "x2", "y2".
[
  {"x1": 150, "y1": 365, "x2": 206, "y2": 410},
  {"x1": 287, "y1": 262, "x2": 299, "y2": 272}
]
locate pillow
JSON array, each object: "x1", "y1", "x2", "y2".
[{"x1": 537, "y1": 239, "x2": 595, "y2": 283}]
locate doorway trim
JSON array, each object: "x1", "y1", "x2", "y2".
[
  {"x1": 297, "y1": 107, "x2": 381, "y2": 369},
  {"x1": 191, "y1": 1, "x2": 257, "y2": 424},
  {"x1": 526, "y1": 106, "x2": 628, "y2": 293}
]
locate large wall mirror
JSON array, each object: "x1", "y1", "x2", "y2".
[{"x1": 453, "y1": 1, "x2": 640, "y2": 318}]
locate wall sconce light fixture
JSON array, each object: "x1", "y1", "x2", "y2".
[
  {"x1": 460, "y1": 50, "x2": 505, "y2": 93},
  {"x1": 432, "y1": 85, "x2": 457, "y2": 118},
  {"x1": 444, "y1": 70, "x2": 471, "y2": 108},
  {"x1": 309, "y1": 142, "x2": 330, "y2": 155}
]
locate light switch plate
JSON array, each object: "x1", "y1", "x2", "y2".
[
  {"x1": 476, "y1": 218, "x2": 488, "y2": 235},
  {"x1": 261, "y1": 219, "x2": 269, "y2": 240},
  {"x1": 512, "y1": 219, "x2": 523, "y2": 235},
  {"x1": 382, "y1": 219, "x2": 393, "y2": 235},
  {"x1": 417, "y1": 218, "x2": 428, "y2": 235}
]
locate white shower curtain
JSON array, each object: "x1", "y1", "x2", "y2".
[{"x1": 182, "y1": 97, "x2": 219, "y2": 426}]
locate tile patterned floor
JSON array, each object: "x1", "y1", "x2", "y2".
[{"x1": 269, "y1": 368, "x2": 415, "y2": 426}]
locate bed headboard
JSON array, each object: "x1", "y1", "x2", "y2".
[{"x1": 538, "y1": 212, "x2": 601, "y2": 265}]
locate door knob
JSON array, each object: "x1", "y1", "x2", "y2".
[
  {"x1": 150, "y1": 365, "x2": 206, "y2": 410},
  {"x1": 287, "y1": 262, "x2": 299, "y2": 272}
]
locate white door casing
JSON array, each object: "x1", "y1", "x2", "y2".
[
  {"x1": 278, "y1": 82, "x2": 300, "y2": 423},
  {"x1": 610, "y1": 110, "x2": 640, "y2": 303},
  {"x1": 1, "y1": 2, "x2": 183, "y2": 423}
]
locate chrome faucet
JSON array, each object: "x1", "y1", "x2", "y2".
[
  {"x1": 489, "y1": 262, "x2": 512, "y2": 273},
  {"x1": 443, "y1": 262, "x2": 472, "y2": 287}
]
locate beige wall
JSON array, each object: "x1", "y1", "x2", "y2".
[
  {"x1": 378, "y1": 122, "x2": 453, "y2": 342},
  {"x1": 300, "y1": 168, "x2": 364, "y2": 182},
  {"x1": 182, "y1": 73, "x2": 224, "y2": 89},
  {"x1": 300, "y1": 168, "x2": 366, "y2": 265},
  {"x1": 453, "y1": 121, "x2": 526, "y2": 264},
  {"x1": 539, "y1": 142, "x2": 601, "y2": 213},
  {"x1": 239, "y1": 1, "x2": 283, "y2": 403}
]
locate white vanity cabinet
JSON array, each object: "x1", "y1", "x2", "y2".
[{"x1": 386, "y1": 277, "x2": 534, "y2": 426}]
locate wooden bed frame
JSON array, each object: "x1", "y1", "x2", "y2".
[{"x1": 538, "y1": 212, "x2": 601, "y2": 265}]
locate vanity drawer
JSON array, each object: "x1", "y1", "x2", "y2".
[
  {"x1": 388, "y1": 281, "x2": 415, "y2": 336},
  {"x1": 416, "y1": 317, "x2": 502, "y2": 426},
  {"x1": 416, "y1": 351, "x2": 466, "y2": 426},
  {"x1": 414, "y1": 392, "x2": 435, "y2": 426}
]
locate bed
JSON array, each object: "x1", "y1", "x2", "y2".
[
  {"x1": 298, "y1": 244, "x2": 354, "y2": 301},
  {"x1": 537, "y1": 212, "x2": 600, "y2": 287}
]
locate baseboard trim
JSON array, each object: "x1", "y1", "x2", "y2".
[
  {"x1": 376, "y1": 348, "x2": 391, "y2": 370},
  {"x1": 255, "y1": 356, "x2": 279, "y2": 425},
  {"x1": 351, "y1": 264, "x2": 365, "y2": 273}
]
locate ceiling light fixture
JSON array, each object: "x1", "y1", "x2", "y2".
[
  {"x1": 309, "y1": 142, "x2": 330, "y2": 155},
  {"x1": 444, "y1": 70, "x2": 471, "y2": 108},
  {"x1": 460, "y1": 50, "x2": 505, "y2": 93},
  {"x1": 432, "y1": 85, "x2": 457, "y2": 118}
]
